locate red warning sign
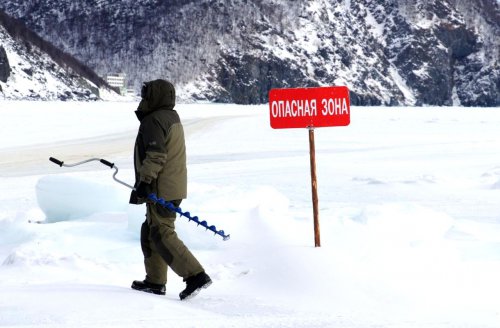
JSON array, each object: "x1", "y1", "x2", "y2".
[{"x1": 269, "y1": 86, "x2": 350, "y2": 129}]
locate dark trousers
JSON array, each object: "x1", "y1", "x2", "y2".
[{"x1": 140, "y1": 201, "x2": 204, "y2": 285}]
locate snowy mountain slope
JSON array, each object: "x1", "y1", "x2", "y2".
[
  {"x1": 0, "y1": 0, "x2": 498, "y2": 106},
  {"x1": 0, "y1": 10, "x2": 119, "y2": 101},
  {"x1": 184, "y1": 0, "x2": 499, "y2": 106}
]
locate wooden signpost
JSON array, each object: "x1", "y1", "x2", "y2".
[{"x1": 269, "y1": 86, "x2": 351, "y2": 247}]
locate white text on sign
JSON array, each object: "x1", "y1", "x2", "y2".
[
  {"x1": 269, "y1": 86, "x2": 350, "y2": 129},
  {"x1": 270, "y1": 98, "x2": 349, "y2": 118}
]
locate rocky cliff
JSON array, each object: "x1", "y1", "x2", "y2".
[{"x1": 0, "y1": 0, "x2": 498, "y2": 105}]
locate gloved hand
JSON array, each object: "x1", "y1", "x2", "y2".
[{"x1": 135, "y1": 181, "x2": 152, "y2": 199}]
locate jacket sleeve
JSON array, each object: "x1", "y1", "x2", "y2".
[{"x1": 139, "y1": 116, "x2": 168, "y2": 183}]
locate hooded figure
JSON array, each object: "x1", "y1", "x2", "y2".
[
  {"x1": 130, "y1": 79, "x2": 212, "y2": 300},
  {"x1": 129, "y1": 79, "x2": 186, "y2": 204}
]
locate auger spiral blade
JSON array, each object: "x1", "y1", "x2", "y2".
[{"x1": 147, "y1": 194, "x2": 230, "y2": 241}]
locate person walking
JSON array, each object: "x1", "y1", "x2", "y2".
[{"x1": 129, "y1": 79, "x2": 211, "y2": 300}]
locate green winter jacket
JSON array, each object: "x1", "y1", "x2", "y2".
[{"x1": 129, "y1": 79, "x2": 187, "y2": 204}]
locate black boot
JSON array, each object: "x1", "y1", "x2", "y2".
[
  {"x1": 179, "y1": 272, "x2": 212, "y2": 300},
  {"x1": 131, "y1": 280, "x2": 166, "y2": 295}
]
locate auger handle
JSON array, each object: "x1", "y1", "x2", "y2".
[
  {"x1": 99, "y1": 159, "x2": 115, "y2": 168},
  {"x1": 49, "y1": 157, "x2": 64, "y2": 167},
  {"x1": 48, "y1": 156, "x2": 134, "y2": 189}
]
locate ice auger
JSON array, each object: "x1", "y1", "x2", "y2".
[{"x1": 49, "y1": 157, "x2": 230, "y2": 241}]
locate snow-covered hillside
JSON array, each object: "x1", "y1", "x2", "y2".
[
  {"x1": 0, "y1": 11, "x2": 119, "y2": 101},
  {"x1": 1, "y1": 101, "x2": 500, "y2": 327},
  {"x1": 1, "y1": 0, "x2": 498, "y2": 106}
]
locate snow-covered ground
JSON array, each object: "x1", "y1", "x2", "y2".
[{"x1": 1, "y1": 101, "x2": 500, "y2": 327}]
